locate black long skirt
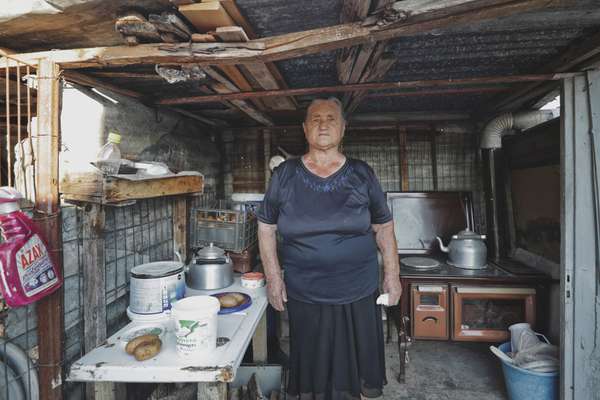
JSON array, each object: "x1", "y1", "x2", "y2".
[{"x1": 286, "y1": 291, "x2": 386, "y2": 400}]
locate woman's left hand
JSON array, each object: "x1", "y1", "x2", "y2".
[{"x1": 383, "y1": 275, "x2": 402, "y2": 306}]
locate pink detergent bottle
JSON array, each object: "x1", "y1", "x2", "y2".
[{"x1": 0, "y1": 187, "x2": 62, "y2": 307}]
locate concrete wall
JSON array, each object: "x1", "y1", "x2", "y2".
[{"x1": 60, "y1": 85, "x2": 221, "y2": 194}]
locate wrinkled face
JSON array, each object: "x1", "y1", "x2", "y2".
[{"x1": 303, "y1": 100, "x2": 346, "y2": 150}]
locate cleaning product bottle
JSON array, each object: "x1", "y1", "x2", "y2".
[
  {"x1": 96, "y1": 131, "x2": 122, "y2": 175},
  {"x1": 0, "y1": 187, "x2": 62, "y2": 307}
]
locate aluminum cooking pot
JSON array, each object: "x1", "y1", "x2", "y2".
[
  {"x1": 436, "y1": 229, "x2": 487, "y2": 269},
  {"x1": 186, "y1": 243, "x2": 234, "y2": 290}
]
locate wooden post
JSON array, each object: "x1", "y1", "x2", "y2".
[
  {"x1": 81, "y1": 204, "x2": 116, "y2": 399},
  {"x1": 35, "y1": 59, "x2": 64, "y2": 400},
  {"x1": 197, "y1": 382, "x2": 227, "y2": 400},
  {"x1": 397, "y1": 126, "x2": 409, "y2": 191},
  {"x1": 173, "y1": 196, "x2": 189, "y2": 262},
  {"x1": 430, "y1": 131, "x2": 438, "y2": 190},
  {"x1": 252, "y1": 312, "x2": 268, "y2": 363}
]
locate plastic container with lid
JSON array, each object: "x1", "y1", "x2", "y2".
[
  {"x1": 96, "y1": 132, "x2": 122, "y2": 175},
  {"x1": 171, "y1": 296, "x2": 220, "y2": 357},
  {"x1": 0, "y1": 187, "x2": 62, "y2": 307},
  {"x1": 129, "y1": 261, "x2": 185, "y2": 315}
]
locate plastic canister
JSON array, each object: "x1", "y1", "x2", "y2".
[
  {"x1": 129, "y1": 261, "x2": 185, "y2": 315},
  {"x1": 171, "y1": 296, "x2": 220, "y2": 357}
]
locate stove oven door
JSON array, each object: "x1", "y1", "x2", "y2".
[
  {"x1": 451, "y1": 286, "x2": 535, "y2": 342},
  {"x1": 412, "y1": 284, "x2": 449, "y2": 340}
]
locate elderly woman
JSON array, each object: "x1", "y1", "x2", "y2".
[{"x1": 257, "y1": 97, "x2": 402, "y2": 400}]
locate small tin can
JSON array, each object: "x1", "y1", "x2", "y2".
[{"x1": 241, "y1": 272, "x2": 265, "y2": 289}]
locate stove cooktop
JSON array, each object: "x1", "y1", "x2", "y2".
[{"x1": 399, "y1": 254, "x2": 512, "y2": 278}]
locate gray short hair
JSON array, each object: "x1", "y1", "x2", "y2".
[{"x1": 305, "y1": 97, "x2": 346, "y2": 122}]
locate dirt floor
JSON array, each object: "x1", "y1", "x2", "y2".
[
  {"x1": 381, "y1": 340, "x2": 507, "y2": 400},
  {"x1": 277, "y1": 337, "x2": 508, "y2": 400}
]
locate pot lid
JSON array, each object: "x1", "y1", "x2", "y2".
[
  {"x1": 195, "y1": 243, "x2": 226, "y2": 260},
  {"x1": 452, "y1": 229, "x2": 486, "y2": 240},
  {"x1": 131, "y1": 261, "x2": 184, "y2": 278}
]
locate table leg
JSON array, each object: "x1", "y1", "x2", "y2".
[
  {"x1": 87, "y1": 382, "x2": 127, "y2": 400},
  {"x1": 197, "y1": 382, "x2": 227, "y2": 400},
  {"x1": 252, "y1": 311, "x2": 268, "y2": 363}
]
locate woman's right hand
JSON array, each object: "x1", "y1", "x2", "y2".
[{"x1": 267, "y1": 276, "x2": 288, "y2": 311}]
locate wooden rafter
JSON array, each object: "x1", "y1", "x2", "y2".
[
  {"x1": 155, "y1": 73, "x2": 575, "y2": 105},
  {"x1": 485, "y1": 29, "x2": 600, "y2": 114},
  {"x1": 2, "y1": 0, "x2": 563, "y2": 69},
  {"x1": 62, "y1": 70, "x2": 222, "y2": 127},
  {"x1": 202, "y1": 66, "x2": 274, "y2": 126},
  {"x1": 337, "y1": 0, "x2": 396, "y2": 115}
]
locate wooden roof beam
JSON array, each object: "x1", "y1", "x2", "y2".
[
  {"x1": 2, "y1": 0, "x2": 564, "y2": 69},
  {"x1": 156, "y1": 73, "x2": 575, "y2": 105}
]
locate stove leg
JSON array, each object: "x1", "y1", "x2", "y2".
[{"x1": 396, "y1": 315, "x2": 411, "y2": 384}]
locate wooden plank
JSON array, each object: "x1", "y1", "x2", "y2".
[
  {"x1": 35, "y1": 59, "x2": 63, "y2": 400},
  {"x1": 105, "y1": 176, "x2": 204, "y2": 203},
  {"x1": 213, "y1": 26, "x2": 295, "y2": 111},
  {"x1": 345, "y1": 45, "x2": 396, "y2": 113},
  {"x1": 397, "y1": 127, "x2": 409, "y2": 191},
  {"x1": 179, "y1": 2, "x2": 235, "y2": 33},
  {"x1": 337, "y1": 0, "x2": 372, "y2": 84},
  {"x1": 243, "y1": 63, "x2": 295, "y2": 110},
  {"x1": 203, "y1": 66, "x2": 274, "y2": 126},
  {"x1": 156, "y1": 73, "x2": 573, "y2": 105},
  {"x1": 345, "y1": 42, "x2": 378, "y2": 86},
  {"x1": 61, "y1": 173, "x2": 204, "y2": 205},
  {"x1": 173, "y1": 196, "x2": 189, "y2": 262},
  {"x1": 219, "y1": 65, "x2": 267, "y2": 110},
  {"x1": 4, "y1": 0, "x2": 562, "y2": 69},
  {"x1": 252, "y1": 312, "x2": 268, "y2": 363},
  {"x1": 81, "y1": 204, "x2": 113, "y2": 400},
  {"x1": 218, "y1": 0, "x2": 258, "y2": 39},
  {"x1": 215, "y1": 26, "x2": 249, "y2": 42},
  {"x1": 89, "y1": 72, "x2": 164, "y2": 80},
  {"x1": 170, "y1": 107, "x2": 223, "y2": 126},
  {"x1": 63, "y1": 71, "x2": 144, "y2": 99}
]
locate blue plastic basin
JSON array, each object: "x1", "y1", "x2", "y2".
[{"x1": 497, "y1": 342, "x2": 558, "y2": 400}]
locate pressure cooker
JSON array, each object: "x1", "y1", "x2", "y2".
[{"x1": 186, "y1": 243, "x2": 234, "y2": 290}]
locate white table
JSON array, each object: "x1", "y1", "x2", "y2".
[{"x1": 68, "y1": 275, "x2": 268, "y2": 399}]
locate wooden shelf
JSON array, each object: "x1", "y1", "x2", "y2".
[{"x1": 61, "y1": 172, "x2": 203, "y2": 205}]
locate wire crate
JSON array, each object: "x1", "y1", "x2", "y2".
[{"x1": 191, "y1": 207, "x2": 258, "y2": 253}]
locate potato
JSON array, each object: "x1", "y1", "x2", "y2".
[
  {"x1": 231, "y1": 293, "x2": 246, "y2": 303},
  {"x1": 133, "y1": 338, "x2": 162, "y2": 361},
  {"x1": 125, "y1": 334, "x2": 160, "y2": 355},
  {"x1": 219, "y1": 294, "x2": 238, "y2": 308}
]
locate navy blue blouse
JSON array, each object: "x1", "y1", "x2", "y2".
[{"x1": 256, "y1": 158, "x2": 392, "y2": 304}]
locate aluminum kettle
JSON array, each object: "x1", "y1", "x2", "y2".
[{"x1": 436, "y1": 229, "x2": 487, "y2": 269}]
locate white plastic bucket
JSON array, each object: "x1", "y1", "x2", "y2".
[{"x1": 171, "y1": 296, "x2": 220, "y2": 357}]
